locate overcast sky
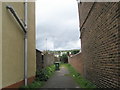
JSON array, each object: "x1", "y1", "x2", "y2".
[{"x1": 36, "y1": 0, "x2": 81, "y2": 51}]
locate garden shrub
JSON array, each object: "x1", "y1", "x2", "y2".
[
  {"x1": 36, "y1": 65, "x2": 55, "y2": 81},
  {"x1": 20, "y1": 65, "x2": 55, "y2": 89}
]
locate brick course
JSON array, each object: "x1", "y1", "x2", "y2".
[
  {"x1": 79, "y1": 2, "x2": 120, "y2": 88},
  {"x1": 68, "y1": 53, "x2": 83, "y2": 76}
]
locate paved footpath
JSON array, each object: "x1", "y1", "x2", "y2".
[{"x1": 42, "y1": 66, "x2": 80, "y2": 88}]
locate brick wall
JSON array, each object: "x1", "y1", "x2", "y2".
[
  {"x1": 68, "y1": 53, "x2": 83, "y2": 76},
  {"x1": 79, "y1": 2, "x2": 120, "y2": 88},
  {"x1": 44, "y1": 53, "x2": 55, "y2": 67},
  {"x1": 36, "y1": 50, "x2": 55, "y2": 71},
  {"x1": 36, "y1": 49, "x2": 44, "y2": 71}
]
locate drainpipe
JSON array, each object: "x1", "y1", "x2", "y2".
[
  {"x1": 6, "y1": 1, "x2": 28, "y2": 86},
  {"x1": 24, "y1": 0, "x2": 28, "y2": 86}
]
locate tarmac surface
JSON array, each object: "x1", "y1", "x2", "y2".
[{"x1": 42, "y1": 66, "x2": 80, "y2": 88}]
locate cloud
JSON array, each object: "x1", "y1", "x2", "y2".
[{"x1": 36, "y1": 0, "x2": 81, "y2": 51}]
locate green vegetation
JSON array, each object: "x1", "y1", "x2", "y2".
[
  {"x1": 60, "y1": 53, "x2": 68, "y2": 63},
  {"x1": 63, "y1": 64, "x2": 96, "y2": 88},
  {"x1": 36, "y1": 65, "x2": 55, "y2": 81},
  {"x1": 71, "y1": 50, "x2": 79, "y2": 55},
  {"x1": 19, "y1": 81, "x2": 44, "y2": 89},
  {"x1": 47, "y1": 49, "x2": 80, "y2": 53},
  {"x1": 20, "y1": 65, "x2": 55, "y2": 89}
]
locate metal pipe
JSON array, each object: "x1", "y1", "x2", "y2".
[
  {"x1": 6, "y1": 1, "x2": 28, "y2": 86},
  {"x1": 24, "y1": 0, "x2": 28, "y2": 86},
  {"x1": 24, "y1": 1, "x2": 28, "y2": 29},
  {"x1": 24, "y1": 34, "x2": 27, "y2": 86},
  {"x1": 6, "y1": 6, "x2": 26, "y2": 33}
]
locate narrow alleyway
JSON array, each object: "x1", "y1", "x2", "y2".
[{"x1": 42, "y1": 66, "x2": 80, "y2": 88}]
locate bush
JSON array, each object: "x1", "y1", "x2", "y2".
[
  {"x1": 36, "y1": 69, "x2": 48, "y2": 81},
  {"x1": 71, "y1": 50, "x2": 79, "y2": 55},
  {"x1": 36, "y1": 65, "x2": 55, "y2": 81},
  {"x1": 60, "y1": 54, "x2": 68, "y2": 63},
  {"x1": 20, "y1": 65, "x2": 55, "y2": 89}
]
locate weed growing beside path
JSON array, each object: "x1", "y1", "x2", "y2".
[
  {"x1": 36, "y1": 65, "x2": 55, "y2": 81},
  {"x1": 19, "y1": 81, "x2": 44, "y2": 89},
  {"x1": 63, "y1": 64, "x2": 96, "y2": 88},
  {"x1": 20, "y1": 65, "x2": 55, "y2": 89}
]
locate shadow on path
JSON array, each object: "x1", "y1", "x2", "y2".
[{"x1": 42, "y1": 66, "x2": 80, "y2": 88}]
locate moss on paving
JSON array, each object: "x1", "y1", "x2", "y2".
[{"x1": 62, "y1": 64, "x2": 97, "y2": 88}]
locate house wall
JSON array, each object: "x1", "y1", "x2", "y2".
[
  {"x1": 27, "y1": 2, "x2": 36, "y2": 78},
  {"x1": 2, "y1": 2, "x2": 35, "y2": 88},
  {"x1": 0, "y1": 2, "x2": 2, "y2": 89},
  {"x1": 79, "y1": 2, "x2": 120, "y2": 88},
  {"x1": 78, "y1": 2, "x2": 94, "y2": 28}
]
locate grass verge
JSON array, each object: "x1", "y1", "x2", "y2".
[{"x1": 63, "y1": 64, "x2": 96, "y2": 88}]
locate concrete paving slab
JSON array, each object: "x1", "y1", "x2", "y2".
[{"x1": 42, "y1": 66, "x2": 80, "y2": 88}]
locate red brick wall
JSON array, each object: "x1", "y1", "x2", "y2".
[
  {"x1": 79, "y1": 2, "x2": 120, "y2": 88},
  {"x1": 68, "y1": 53, "x2": 83, "y2": 76}
]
